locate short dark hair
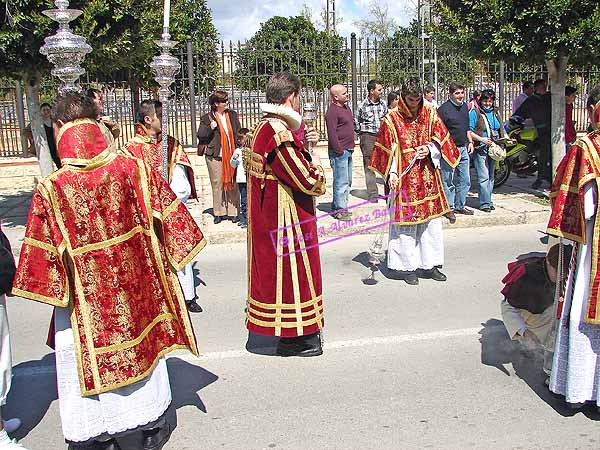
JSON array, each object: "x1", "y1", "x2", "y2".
[
  {"x1": 238, "y1": 127, "x2": 250, "y2": 136},
  {"x1": 266, "y1": 73, "x2": 301, "y2": 105},
  {"x1": 367, "y1": 79, "x2": 382, "y2": 93},
  {"x1": 424, "y1": 85, "x2": 435, "y2": 94},
  {"x1": 137, "y1": 99, "x2": 156, "y2": 124},
  {"x1": 53, "y1": 93, "x2": 96, "y2": 124},
  {"x1": 401, "y1": 78, "x2": 423, "y2": 98},
  {"x1": 546, "y1": 243, "x2": 573, "y2": 270},
  {"x1": 478, "y1": 89, "x2": 496, "y2": 107},
  {"x1": 565, "y1": 86, "x2": 577, "y2": 97},
  {"x1": 534, "y1": 79, "x2": 547, "y2": 90},
  {"x1": 208, "y1": 90, "x2": 229, "y2": 111},
  {"x1": 86, "y1": 88, "x2": 102, "y2": 99},
  {"x1": 448, "y1": 82, "x2": 464, "y2": 94},
  {"x1": 387, "y1": 91, "x2": 399, "y2": 108},
  {"x1": 40, "y1": 102, "x2": 52, "y2": 109},
  {"x1": 471, "y1": 90, "x2": 481, "y2": 100},
  {"x1": 153, "y1": 100, "x2": 163, "y2": 109},
  {"x1": 522, "y1": 81, "x2": 534, "y2": 91}
]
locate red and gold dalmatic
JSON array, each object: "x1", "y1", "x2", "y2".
[
  {"x1": 246, "y1": 114, "x2": 326, "y2": 337},
  {"x1": 12, "y1": 119, "x2": 206, "y2": 396},
  {"x1": 369, "y1": 99, "x2": 459, "y2": 224},
  {"x1": 123, "y1": 124, "x2": 197, "y2": 198},
  {"x1": 547, "y1": 130, "x2": 600, "y2": 323}
]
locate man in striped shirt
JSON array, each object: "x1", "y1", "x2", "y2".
[{"x1": 354, "y1": 80, "x2": 388, "y2": 202}]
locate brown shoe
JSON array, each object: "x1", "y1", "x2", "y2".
[
  {"x1": 444, "y1": 211, "x2": 456, "y2": 224},
  {"x1": 454, "y1": 208, "x2": 474, "y2": 215}
]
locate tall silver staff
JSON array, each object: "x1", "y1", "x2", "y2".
[{"x1": 150, "y1": 0, "x2": 181, "y2": 181}]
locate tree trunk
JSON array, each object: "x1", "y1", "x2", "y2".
[
  {"x1": 546, "y1": 55, "x2": 568, "y2": 180},
  {"x1": 24, "y1": 75, "x2": 54, "y2": 177}
]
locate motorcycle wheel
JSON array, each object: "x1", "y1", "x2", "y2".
[{"x1": 494, "y1": 159, "x2": 512, "y2": 189}]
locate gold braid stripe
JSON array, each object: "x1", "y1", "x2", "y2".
[
  {"x1": 71, "y1": 226, "x2": 149, "y2": 256},
  {"x1": 11, "y1": 287, "x2": 68, "y2": 308},
  {"x1": 95, "y1": 312, "x2": 176, "y2": 353},
  {"x1": 167, "y1": 238, "x2": 207, "y2": 273},
  {"x1": 246, "y1": 315, "x2": 323, "y2": 329},
  {"x1": 247, "y1": 303, "x2": 323, "y2": 319},
  {"x1": 23, "y1": 237, "x2": 59, "y2": 255},
  {"x1": 248, "y1": 295, "x2": 322, "y2": 310}
]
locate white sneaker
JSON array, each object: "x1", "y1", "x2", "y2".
[
  {"x1": 2, "y1": 419, "x2": 21, "y2": 434},
  {"x1": 0, "y1": 438, "x2": 28, "y2": 449}
]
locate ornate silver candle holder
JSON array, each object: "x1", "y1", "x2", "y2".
[
  {"x1": 40, "y1": 0, "x2": 92, "y2": 93},
  {"x1": 150, "y1": 32, "x2": 181, "y2": 180}
]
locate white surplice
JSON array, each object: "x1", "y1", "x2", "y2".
[
  {"x1": 171, "y1": 164, "x2": 196, "y2": 301},
  {"x1": 387, "y1": 143, "x2": 444, "y2": 271},
  {"x1": 550, "y1": 183, "x2": 600, "y2": 405}
]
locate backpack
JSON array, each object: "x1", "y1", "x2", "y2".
[{"x1": 0, "y1": 228, "x2": 16, "y2": 296}]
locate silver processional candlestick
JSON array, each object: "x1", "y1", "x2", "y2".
[
  {"x1": 150, "y1": 25, "x2": 180, "y2": 181},
  {"x1": 40, "y1": 1, "x2": 92, "y2": 94}
]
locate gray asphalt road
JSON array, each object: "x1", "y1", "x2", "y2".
[{"x1": 5, "y1": 224, "x2": 599, "y2": 450}]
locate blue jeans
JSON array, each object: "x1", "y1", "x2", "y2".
[
  {"x1": 441, "y1": 146, "x2": 471, "y2": 210},
  {"x1": 473, "y1": 146, "x2": 495, "y2": 209},
  {"x1": 238, "y1": 182, "x2": 247, "y2": 221},
  {"x1": 328, "y1": 149, "x2": 353, "y2": 211}
]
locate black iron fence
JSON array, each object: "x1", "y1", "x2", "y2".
[{"x1": 1, "y1": 34, "x2": 599, "y2": 157}]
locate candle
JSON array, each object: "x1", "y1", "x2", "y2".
[{"x1": 163, "y1": 0, "x2": 170, "y2": 29}]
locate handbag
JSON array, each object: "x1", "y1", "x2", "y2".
[
  {"x1": 0, "y1": 228, "x2": 16, "y2": 296},
  {"x1": 481, "y1": 111, "x2": 506, "y2": 162}
]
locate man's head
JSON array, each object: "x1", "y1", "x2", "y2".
[
  {"x1": 546, "y1": 243, "x2": 573, "y2": 283},
  {"x1": 53, "y1": 93, "x2": 96, "y2": 128},
  {"x1": 522, "y1": 81, "x2": 534, "y2": 96},
  {"x1": 401, "y1": 78, "x2": 424, "y2": 115},
  {"x1": 40, "y1": 102, "x2": 53, "y2": 120},
  {"x1": 137, "y1": 99, "x2": 161, "y2": 136},
  {"x1": 367, "y1": 79, "x2": 383, "y2": 102},
  {"x1": 533, "y1": 79, "x2": 547, "y2": 95},
  {"x1": 266, "y1": 72, "x2": 302, "y2": 110},
  {"x1": 424, "y1": 85, "x2": 435, "y2": 102},
  {"x1": 208, "y1": 90, "x2": 229, "y2": 113},
  {"x1": 448, "y1": 82, "x2": 465, "y2": 104},
  {"x1": 153, "y1": 100, "x2": 163, "y2": 125},
  {"x1": 330, "y1": 84, "x2": 349, "y2": 106},
  {"x1": 86, "y1": 88, "x2": 103, "y2": 117},
  {"x1": 565, "y1": 86, "x2": 578, "y2": 105}
]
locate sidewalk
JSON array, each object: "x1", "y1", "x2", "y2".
[{"x1": 0, "y1": 146, "x2": 551, "y2": 251}]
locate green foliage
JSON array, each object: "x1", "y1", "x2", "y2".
[
  {"x1": 378, "y1": 21, "x2": 478, "y2": 88},
  {"x1": 433, "y1": 0, "x2": 600, "y2": 64},
  {"x1": 233, "y1": 16, "x2": 349, "y2": 90},
  {"x1": 0, "y1": 0, "x2": 218, "y2": 88}
]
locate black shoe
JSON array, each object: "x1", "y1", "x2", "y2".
[
  {"x1": 214, "y1": 216, "x2": 223, "y2": 224},
  {"x1": 490, "y1": 205, "x2": 495, "y2": 211},
  {"x1": 231, "y1": 216, "x2": 240, "y2": 223},
  {"x1": 531, "y1": 179, "x2": 542, "y2": 189},
  {"x1": 390, "y1": 270, "x2": 418, "y2": 285},
  {"x1": 68, "y1": 440, "x2": 121, "y2": 450},
  {"x1": 417, "y1": 267, "x2": 447, "y2": 282},
  {"x1": 276, "y1": 332, "x2": 323, "y2": 357},
  {"x1": 186, "y1": 299, "x2": 203, "y2": 313},
  {"x1": 480, "y1": 207, "x2": 491, "y2": 213},
  {"x1": 142, "y1": 424, "x2": 172, "y2": 450}
]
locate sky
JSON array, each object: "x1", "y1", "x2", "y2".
[{"x1": 206, "y1": 0, "x2": 416, "y2": 42}]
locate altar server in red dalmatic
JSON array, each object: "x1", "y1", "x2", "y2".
[{"x1": 12, "y1": 93, "x2": 206, "y2": 450}]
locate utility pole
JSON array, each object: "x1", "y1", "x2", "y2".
[{"x1": 326, "y1": 0, "x2": 336, "y2": 34}]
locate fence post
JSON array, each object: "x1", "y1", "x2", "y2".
[
  {"x1": 351, "y1": 32, "x2": 357, "y2": 113},
  {"x1": 186, "y1": 37, "x2": 197, "y2": 146},
  {"x1": 15, "y1": 81, "x2": 27, "y2": 157},
  {"x1": 499, "y1": 60, "x2": 505, "y2": 119}
]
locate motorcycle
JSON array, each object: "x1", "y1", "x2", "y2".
[{"x1": 493, "y1": 117, "x2": 539, "y2": 188}]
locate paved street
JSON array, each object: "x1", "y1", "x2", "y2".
[{"x1": 4, "y1": 223, "x2": 600, "y2": 450}]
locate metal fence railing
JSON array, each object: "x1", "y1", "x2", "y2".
[{"x1": 1, "y1": 35, "x2": 599, "y2": 157}]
